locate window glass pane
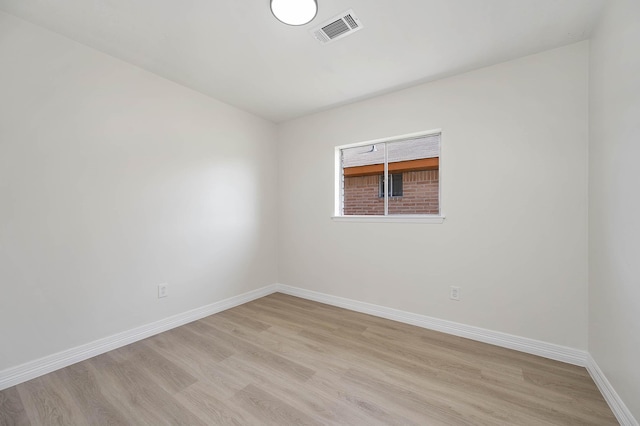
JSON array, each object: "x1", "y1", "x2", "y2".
[
  {"x1": 379, "y1": 174, "x2": 403, "y2": 198},
  {"x1": 341, "y1": 143, "x2": 386, "y2": 216},
  {"x1": 386, "y1": 134, "x2": 440, "y2": 215}
]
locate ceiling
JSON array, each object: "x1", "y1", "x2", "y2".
[{"x1": 0, "y1": 0, "x2": 605, "y2": 123}]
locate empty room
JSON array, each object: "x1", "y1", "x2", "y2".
[{"x1": 0, "y1": 0, "x2": 638, "y2": 424}]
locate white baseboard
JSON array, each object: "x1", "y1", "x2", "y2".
[
  {"x1": 277, "y1": 284, "x2": 639, "y2": 424},
  {"x1": 0, "y1": 284, "x2": 280, "y2": 391},
  {"x1": 4, "y1": 282, "x2": 635, "y2": 426},
  {"x1": 586, "y1": 354, "x2": 639, "y2": 426},
  {"x1": 275, "y1": 284, "x2": 588, "y2": 366}
]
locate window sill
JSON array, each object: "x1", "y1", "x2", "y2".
[{"x1": 331, "y1": 215, "x2": 445, "y2": 224}]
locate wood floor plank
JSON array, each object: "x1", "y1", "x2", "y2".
[
  {"x1": 211, "y1": 309, "x2": 273, "y2": 333},
  {"x1": 16, "y1": 375, "x2": 87, "y2": 426},
  {"x1": 110, "y1": 340, "x2": 198, "y2": 395},
  {"x1": 190, "y1": 319, "x2": 316, "y2": 383},
  {"x1": 231, "y1": 303, "x2": 307, "y2": 333},
  {"x1": 156, "y1": 324, "x2": 234, "y2": 363},
  {"x1": 300, "y1": 319, "x2": 614, "y2": 425},
  {"x1": 0, "y1": 293, "x2": 619, "y2": 425},
  {"x1": 301, "y1": 371, "x2": 422, "y2": 426},
  {"x1": 230, "y1": 384, "x2": 322, "y2": 426},
  {"x1": 215, "y1": 354, "x2": 377, "y2": 425},
  {"x1": 256, "y1": 325, "x2": 353, "y2": 376},
  {"x1": 255, "y1": 295, "x2": 370, "y2": 333},
  {"x1": 53, "y1": 362, "x2": 129, "y2": 425},
  {"x1": 86, "y1": 353, "x2": 206, "y2": 426},
  {"x1": 142, "y1": 333, "x2": 250, "y2": 399},
  {"x1": 0, "y1": 386, "x2": 30, "y2": 426},
  {"x1": 174, "y1": 382, "x2": 258, "y2": 425}
]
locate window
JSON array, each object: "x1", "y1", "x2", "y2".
[
  {"x1": 379, "y1": 174, "x2": 403, "y2": 198},
  {"x1": 334, "y1": 131, "x2": 442, "y2": 221}
]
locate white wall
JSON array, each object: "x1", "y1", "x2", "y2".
[
  {"x1": 0, "y1": 11, "x2": 278, "y2": 370},
  {"x1": 278, "y1": 42, "x2": 589, "y2": 349},
  {"x1": 589, "y1": 0, "x2": 640, "y2": 420}
]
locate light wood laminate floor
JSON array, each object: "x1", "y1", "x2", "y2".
[{"x1": 0, "y1": 293, "x2": 618, "y2": 425}]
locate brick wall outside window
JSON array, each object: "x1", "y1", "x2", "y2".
[{"x1": 343, "y1": 170, "x2": 439, "y2": 215}]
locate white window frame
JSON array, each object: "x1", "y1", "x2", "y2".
[{"x1": 332, "y1": 129, "x2": 445, "y2": 224}]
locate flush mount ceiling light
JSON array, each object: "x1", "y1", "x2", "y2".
[{"x1": 271, "y1": 0, "x2": 318, "y2": 26}]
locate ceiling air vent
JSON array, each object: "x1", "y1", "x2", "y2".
[{"x1": 311, "y1": 10, "x2": 363, "y2": 45}]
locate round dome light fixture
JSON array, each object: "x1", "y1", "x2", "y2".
[{"x1": 270, "y1": 0, "x2": 318, "y2": 26}]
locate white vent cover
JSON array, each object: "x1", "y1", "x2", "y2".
[{"x1": 311, "y1": 10, "x2": 363, "y2": 44}]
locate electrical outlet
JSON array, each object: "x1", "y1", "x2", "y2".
[
  {"x1": 450, "y1": 286, "x2": 460, "y2": 301},
  {"x1": 158, "y1": 283, "x2": 168, "y2": 298}
]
